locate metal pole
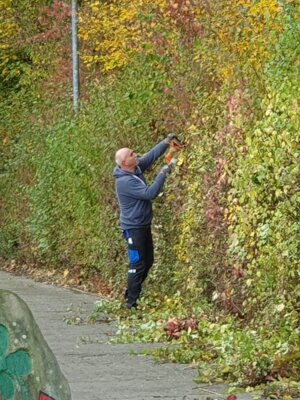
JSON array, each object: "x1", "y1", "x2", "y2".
[{"x1": 71, "y1": 0, "x2": 80, "y2": 113}]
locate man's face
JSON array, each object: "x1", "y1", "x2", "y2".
[{"x1": 123, "y1": 149, "x2": 138, "y2": 169}]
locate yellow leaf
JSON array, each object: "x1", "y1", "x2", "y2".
[
  {"x1": 166, "y1": 193, "x2": 176, "y2": 201},
  {"x1": 63, "y1": 269, "x2": 70, "y2": 278},
  {"x1": 177, "y1": 153, "x2": 185, "y2": 166},
  {"x1": 187, "y1": 124, "x2": 197, "y2": 131}
]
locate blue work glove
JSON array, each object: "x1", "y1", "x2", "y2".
[
  {"x1": 160, "y1": 165, "x2": 171, "y2": 175},
  {"x1": 160, "y1": 158, "x2": 176, "y2": 175},
  {"x1": 165, "y1": 133, "x2": 177, "y2": 144},
  {"x1": 168, "y1": 157, "x2": 177, "y2": 167}
]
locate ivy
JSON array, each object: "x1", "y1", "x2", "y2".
[{"x1": 1, "y1": 0, "x2": 300, "y2": 392}]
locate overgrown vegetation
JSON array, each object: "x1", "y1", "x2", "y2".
[{"x1": 0, "y1": 0, "x2": 299, "y2": 393}]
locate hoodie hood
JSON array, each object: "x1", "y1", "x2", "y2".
[{"x1": 113, "y1": 165, "x2": 143, "y2": 179}]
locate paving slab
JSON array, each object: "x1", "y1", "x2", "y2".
[{"x1": 0, "y1": 270, "x2": 256, "y2": 400}]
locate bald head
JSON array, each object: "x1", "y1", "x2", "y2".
[
  {"x1": 115, "y1": 148, "x2": 130, "y2": 166},
  {"x1": 115, "y1": 147, "x2": 138, "y2": 172}
]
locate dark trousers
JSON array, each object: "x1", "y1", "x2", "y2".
[{"x1": 123, "y1": 226, "x2": 154, "y2": 308}]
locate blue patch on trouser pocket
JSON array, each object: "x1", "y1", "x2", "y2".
[{"x1": 128, "y1": 249, "x2": 139, "y2": 264}]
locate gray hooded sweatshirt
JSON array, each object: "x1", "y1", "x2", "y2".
[{"x1": 113, "y1": 140, "x2": 169, "y2": 229}]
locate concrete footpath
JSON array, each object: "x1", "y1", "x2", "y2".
[{"x1": 0, "y1": 270, "x2": 255, "y2": 400}]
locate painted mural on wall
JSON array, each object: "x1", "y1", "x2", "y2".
[
  {"x1": 0, "y1": 324, "x2": 32, "y2": 400},
  {"x1": 0, "y1": 290, "x2": 71, "y2": 400}
]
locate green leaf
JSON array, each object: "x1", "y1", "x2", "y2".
[{"x1": 6, "y1": 350, "x2": 32, "y2": 377}]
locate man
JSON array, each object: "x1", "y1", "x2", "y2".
[{"x1": 113, "y1": 134, "x2": 181, "y2": 309}]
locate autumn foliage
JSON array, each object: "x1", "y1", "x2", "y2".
[{"x1": 1, "y1": 0, "x2": 299, "y2": 389}]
